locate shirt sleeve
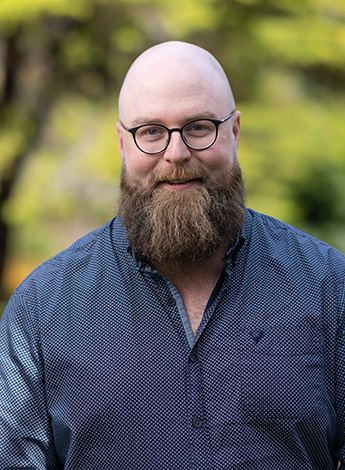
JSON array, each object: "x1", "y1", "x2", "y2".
[
  {"x1": 0, "y1": 290, "x2": 58, "y2": 469},
  {"x1": 335, "y1": 279, "x2": 345, "y2": 467}
]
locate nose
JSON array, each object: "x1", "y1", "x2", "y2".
[{"x1": 162, "y1": 130, "x2": 192, "y2": 164}]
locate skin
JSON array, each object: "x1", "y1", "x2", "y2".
[
  {"x1": 116, "y1": 41, "x2": 241, "y2": 192},
  {"x1": 116, "y1": 41, "x2": 242, "y2": 333}
]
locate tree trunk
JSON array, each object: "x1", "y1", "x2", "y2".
[{"x1": 0, "y1": 32, "x2": 20, "y2": 299}]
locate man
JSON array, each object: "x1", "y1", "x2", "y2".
[{"x1": 0, "y1": 41, "x2": 344, "y2": 469}]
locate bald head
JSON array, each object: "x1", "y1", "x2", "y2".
[{"x1": 118, "y1": 41, "x2": 235, "y2": 123}]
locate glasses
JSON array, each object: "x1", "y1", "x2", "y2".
[{"x1": 120, "y1": 110, "x2": 235, "y2": 155}]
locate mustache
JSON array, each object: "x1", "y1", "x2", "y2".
[{"x1": 150, "y1": 166, "x2": 207, "y2": 187}]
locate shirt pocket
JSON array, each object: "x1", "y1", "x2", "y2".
[{"x1": 239, "y1": 323, "x2": 323, "y2": 422}]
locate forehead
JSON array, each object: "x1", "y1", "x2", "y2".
[{"x1": 120, "y1": 55, "x2": 231, "y2": 124}]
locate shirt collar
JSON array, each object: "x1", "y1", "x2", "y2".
[{"x1": 223, "y1": 208, "x2": 253, "y2": 267}]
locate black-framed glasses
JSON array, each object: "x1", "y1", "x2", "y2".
[{"x1": 120, "y1": 110, "x2": 235, "y2": 155}]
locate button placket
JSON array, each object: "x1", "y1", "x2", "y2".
[
  {"x1": 189, "y1": 349, "x2": 198, "y2": 363},
  {"x1": 167, "y1": 296, "x2": 176, "y2": 307},
  {"x1": 192, "y1": 416, "x2": 203, "y2": 429},
  {"x1": 187, "y1": 345, "x2": 212, "y2": 467}
]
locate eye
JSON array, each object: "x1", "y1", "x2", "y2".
[
  {"x1": 184, "y1": 120, "x2": 214, "y2": 136},
  {"x1": 146, "y1": 128, "x2": 159, "y2": 136},
  {"x1": 137, "y1": 125, "x2": 166, "y2": 141},
  {"x1": 191, "y1": 124, "x2": 204, "y2": 132}
]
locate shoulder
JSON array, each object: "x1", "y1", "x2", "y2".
[
  {"x1": 249, "y1": 208, "x2": 345, "y2": 255},
  {"x1": 1, "y1": 217, "x2": 136, "y2": 340},
  {"x1": 8, "y1": 217, "x2": 129, "y2": 303},
  {"x1": 247, "y1": 209, "x2": 345, "y2": 277}
]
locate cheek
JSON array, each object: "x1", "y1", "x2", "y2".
[
  {"x1": 201, "y1": 143, "x2": 235, "y2": 173},
  {"x1": 122, "y1": 149, "x2": 158, "y2": 183}
]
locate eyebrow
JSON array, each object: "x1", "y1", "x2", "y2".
[{"x1": 129, "y1": 111, "x2": 220, "y2": 128}]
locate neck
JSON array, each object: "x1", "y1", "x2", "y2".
[
  {"x1": 150, "y1": 243, "x2": 229, "y2": 286},
  {"x1": 150, "y1": 245, "x2": 230, "y2": 336}
]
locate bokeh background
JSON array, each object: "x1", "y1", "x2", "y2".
[{"x1": 1, "y1": 0, "x2": 345, "y2": 314}]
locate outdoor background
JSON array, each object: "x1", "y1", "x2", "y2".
[{"x1": 1, "y1": 0, "x2": 345, "y2": 315}]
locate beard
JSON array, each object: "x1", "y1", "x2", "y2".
[{"x1": 118, "y1": 157, "x2": 246, "y2": 265}]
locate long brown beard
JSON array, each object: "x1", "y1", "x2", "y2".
[{"x1": 119, "y1": 162, "x2": 246, "y2": 264}]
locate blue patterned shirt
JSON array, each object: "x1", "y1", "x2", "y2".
[{"x1": 1, "y1": 209, "x2": 345, "y2": 469}]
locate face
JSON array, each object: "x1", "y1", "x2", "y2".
[
  {"x1": 116, "y1": 45, "x2": 246, "y2": 264},
  {"x1": 116, "y1": 58, "x2": 241, "y2": 192}
]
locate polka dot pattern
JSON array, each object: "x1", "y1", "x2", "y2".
[{"x1": 0, "y1": 209, "x2": 345, "y2": 469}]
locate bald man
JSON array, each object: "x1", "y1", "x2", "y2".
[{"x1": 1, "y1": 42, "x2": 345, "y2": 469}]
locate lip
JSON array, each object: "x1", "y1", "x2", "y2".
[{"x1": 160, "y1": 179, "x2": 199, "y2": 191}]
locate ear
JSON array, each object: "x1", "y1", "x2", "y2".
[
  {"x1": 116, "y1": 122, "x2": 125, "y2": 162},
  {"x1": 232, "y1": 111, "x2": 241, "y2": 150}
]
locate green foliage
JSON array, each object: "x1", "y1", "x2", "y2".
[
  {"x1": 254, "y1": 17, "x2": 345, "y2": 68},
  {"x1": 0, "y1": 0, "x2": 93, "y2": 28},
  {"x1": 4, "y1": 96, "x2": 120, "y2": 250},
  {"x1": 239, "y1": 96, "x2": 345, "y2": 252},
  {"x1": 0, "y1": 108, "x2": 35, "y2": 172}
]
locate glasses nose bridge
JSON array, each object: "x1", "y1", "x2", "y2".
[{"x1": 167, "y1": 126, "x2": 188, "y2": 147}]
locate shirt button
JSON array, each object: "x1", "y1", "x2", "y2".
[
  {"x1": 192, "y1": 417, "x2": 203, "y2": 429},
  {"x1": 189, "y1": 350, "x2": 198, "y2": 363},
  {"x1": 167, "y1": 296, "x2": 176, "y2": 306}
]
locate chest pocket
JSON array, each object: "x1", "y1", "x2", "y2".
[{"x1": 240, "y1": 323, "x2": 323, "y2": 422}]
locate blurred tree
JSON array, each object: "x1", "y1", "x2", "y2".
[
  {"x1": 0, "y1": 0, "x2": 344, "y2": 303},
  {"x1": 0, "y1": 0, "x2": 135, "y2": 297}
]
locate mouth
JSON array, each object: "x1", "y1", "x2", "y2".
[
  {"x1": 160, "y1": 178, "x2": 201, "y2": 190},
  {"x1": 165, "y1": 179, "x2": 196, "y2": 185}
]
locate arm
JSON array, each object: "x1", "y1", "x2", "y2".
[
  {"x1": 335, "y1": 281, "x2": 345, "y2": 467},
  {"x1": 0, "y1": 291, "x2": 58, "y2": 469}
]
